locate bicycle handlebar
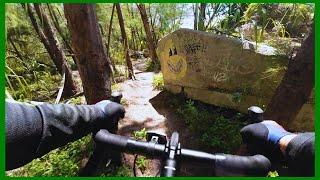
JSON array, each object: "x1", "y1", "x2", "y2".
[{"x1": 95, "y1": 129, "x2": 271, "y2": 176}]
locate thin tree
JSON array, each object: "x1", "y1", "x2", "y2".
[
  {"x1": 105, "y1": 4, "x2": 117, "y2": 74},
  {"x1": 46, "y1": 4, "x2": 77, "y2": 63},
  {"x1": 106, "y1": 4, "x2": 115, "y2": 58},
  {"x1": 137, "y1": 3, "x2": 158, "y2": 66},
  {"x1": 127, "y1": 4, "x2": 138, "y2": 51},
  {"x1": 194, "y1": 3, "x2": 198, "y2": 30},
  {"x1": 265, "y1": 23, "x2": 314, "y2": 128},
  {"x1": 25, "y1": 3, "x2": 77, "y2": 98},
  {"x1": 198, "y1": 3, "x2": 206, "y2": 31},
  {"x1": 64, "y1": 4, "x2": 113, "y2": 104},
  {"x1": 115, "y1": 3, "x2": 134, "y2": 79}
]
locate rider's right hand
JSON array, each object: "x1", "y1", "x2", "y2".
[{"x1": 240, "y1": 120, "x2": 292, "y2": 159}]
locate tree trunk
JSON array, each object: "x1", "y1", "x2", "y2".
[
  {"x1": 265, "y1": 23, "x2": 314, "y2": 128},
  {"x1": 147, "y1": 4, "x2": 158, "y2": 45},
  {"x1": 137, "y1": 4, "x2": 158, "y2": 66},
  {"x1": 106, "y1": 4, "x2": 117, "y2": 73},
  {"x1": 64, "y1": 4, "x2": 112, "y2": 104},
  {"x1": 8, "y1": 37, "x2": 24, "y2": 62},
  {"x1": 26, "y1": 4, "x2": 77, "y2": 98},
  {"x1": 115, "y1": 3, "x2": 134, "y2": 79},
  {"x1": 127, "y1": 5, "x2": 138, "y2": 51},
  {"x1": 132, "y1": 28, "x2": 138, "y2": 51},
  {"x1": 46, "y1": 4, "x2": 77, "y2": 64},
  {"x1": 198, "y1": 3, "x2": 206, "y2": 31},
  {"x1": 106, "y1": 4, "x2": 115, "y2": 57},
  {"x1": 194, "y1": 3, "x2": 198, "y2": 30}
]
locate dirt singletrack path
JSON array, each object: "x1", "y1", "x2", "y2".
[
  {"x1": 117, "y1": 58, "x2": 167, "y2": 136},
  {"x1": 115, "y1": 59, "x2": 166, "y2": 176},
  {"x1": 118, "y1": 71, "x2": 167, "y2": 135},
  {"x1": 115, "y1": 58, "x2": 213, "y2": 176}
]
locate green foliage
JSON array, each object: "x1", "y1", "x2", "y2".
[
  {"x1": 152, "y1": 73, "x2": 164, "y2": 90},
  {"x1": 148, "y1": 3, "x2": 187, "y2": 38},
  {"x1": 145, "y1": 58, "x2": 154, "y2": 72},
  {"x1": 111, "y1": 83, "x2": 121, "y2": 91},
  {"x1": 67, "y1": 96, "x2": 83, "y2": 105},
  {"x1": 101, "y1": 165, "x2": 132, "y2": 177},
  {"x1": 6, "y1": 63, "x2": 61, "y2": 102},
  {"x1": 232, "y1": 92, "x2": 243, "y2": 103},
  {"x1": 120, "y1": 98, "x2": 129, "y2": 106},
  {"x1": 8, "y1": 135, "x2": 93, "y2": 177},
  {"x1": 133, "y1": 128, "x2": 147, "y2": 140},
  {"x1": 267, "y1": 171, "x2": 279, "y2": 177},
  {"x1": 145, "y1": 58, "x2": 160, "y2": 72},
  {"x1": 242, "y1": 3, "x2": 313, "y2": 41},
  {"x1": 173, "y1": 96, "x2": 248, "y2": 153},
  {"x1": 5, "y1": 4, "x2": 66, "y2": 102},
  {"x1": 132, "y1": 128, "x2": 148, "y2": 173},
  {"x1": 136, "y1": 156, "x2": 147, "y2": 172}
]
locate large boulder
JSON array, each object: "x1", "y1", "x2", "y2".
[{"x1": 157, "y1": 29, "x2": 314, "y2": 131}]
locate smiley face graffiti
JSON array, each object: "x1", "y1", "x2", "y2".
[{"x1": 161, "y1": 40, "x2": 187, "y2": 80}]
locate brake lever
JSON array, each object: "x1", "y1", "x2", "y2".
[{"x1": 248, "y1": 106, "x2": 264, "y2": 123}]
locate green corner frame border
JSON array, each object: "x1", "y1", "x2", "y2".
[{"x1": 1, "y1": 1, "x2": 318, "y2": 179}]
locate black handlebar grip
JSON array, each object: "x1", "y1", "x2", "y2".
[
  {"x1": 94, "y1": 129, "x2": 130, "y2": 151},
  {"x1": 214, "y1": 154, "x2": 271, "y2": 176}
]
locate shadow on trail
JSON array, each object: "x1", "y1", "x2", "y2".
[
  {"x1": 118, "y1": 117, "x2": 165, "y2": 136},
  {"x1": 149, "y1": 91, "x2": 216, "y2": 176}
]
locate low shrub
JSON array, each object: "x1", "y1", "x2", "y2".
[
  {"x1": 172, "y1": 95, "x2": 249, "y2": 153},
  {"x1": 152, "y1": 73, "x2": 164, "y2": 90}
]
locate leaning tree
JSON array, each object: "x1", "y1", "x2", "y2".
[{"x1": 265, "y1": 22, "x2": 314, "y2": 128}]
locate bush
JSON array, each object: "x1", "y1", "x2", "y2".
[
  {"x1": 145, "y1": 58, "x2": 160, "y2": 72},
  {"x1": 173, "y1": 96, "x2": 248, "y2": 153},
  {"x1": 145, "y1": 58, "x2": 154, "y2": 72},
  {"x1": 152, "y1": 73, "x2": 164, "y2": 90}
]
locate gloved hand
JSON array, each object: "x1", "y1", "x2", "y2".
[
  {"x1": 35, "y1": 100, "x2": 125, "y2": 157},
  {"x1": 6, "y1": 100, "x2": 126, "y2": 170},
  {"x1": 93, "y1": 100, "x2": 125, "y2": 131},
  {"x1": 240, "y1": 120, "x2": 292, "y2": 159}
]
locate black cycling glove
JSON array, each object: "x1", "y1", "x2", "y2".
[{"x1": 6, "y1": 100, "x2": 125, "y2": 170}]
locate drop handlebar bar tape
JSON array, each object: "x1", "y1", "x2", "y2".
[{"x1": 214, "y1": 154, "x2": 271, "y2": 176}]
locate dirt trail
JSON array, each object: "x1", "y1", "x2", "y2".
[
  {"x1": 115, "y1": 58, "x2": 212, "y2": 176},
  {"x1": 118, "y1": 59, "x2": 167, "y2": 135},
  {"x1": 115, "y1": 59, "x2": 165, "y2": 176}
]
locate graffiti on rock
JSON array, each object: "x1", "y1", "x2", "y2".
[
  {"x1": 164, "y1": 44, "x2": 188, "y2": 79},
  {"x1": 213, "y1": 57, "x2": 256, "y2": 75},
  {"x1": 184, "y1": 43, "x2": 207, "y2": 54},
  {"x1": 212, "y1": 72, "x2": 228, "y2": 82},
  {"x1": 187, "y1": 56, "x2": 201, "y2": 72},
  {"x1": 168, "y1": 58, "x2": 184, "y2": 74},
  {"x1": 199, "y1": 55, "x2": 256, "y2": 84},
  {"x1": 169, "y1": 47, "x2": 178, "y2": 57}
]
